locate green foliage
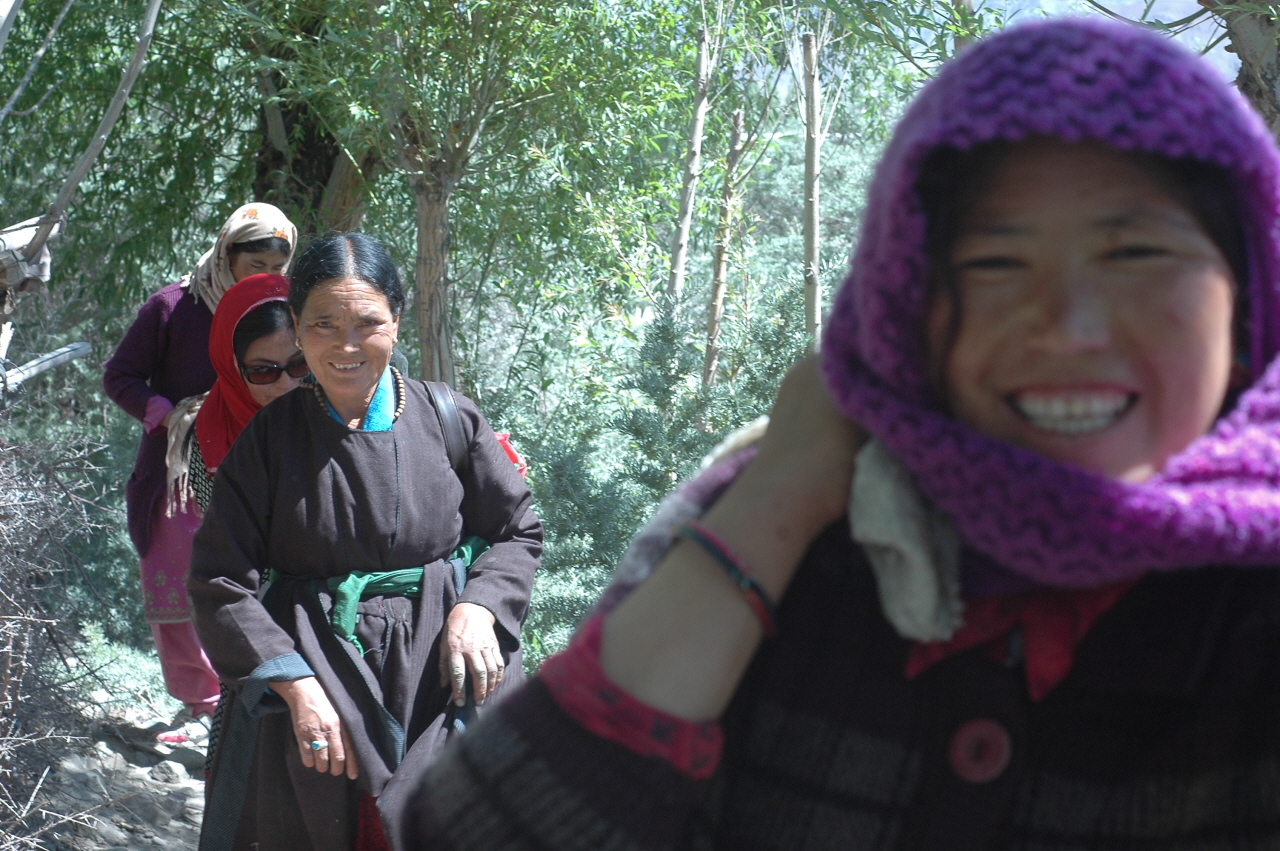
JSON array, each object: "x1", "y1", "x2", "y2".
[
  {"x1": 613, "y1": 298, "x2": 718, "y2": 497},
  {"x1": 513, "y1": 280, "x2": 812, "y2": 667},
  {"x1": 0, "y1": 0, "x2": 259, "y2": 308},
  {"x1": 823, "y1": 0, "x2": 1004, "y2": 79},
  {"x1": 69, "y1": 623, "x2": 176, "y2": 717},
  {"x1": 0, "y1": 0, "x2": 923, "y2": 675}
]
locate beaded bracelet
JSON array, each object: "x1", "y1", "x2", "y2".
[{"x1": 676, "y1": 521, "x2": 778, "y2": 637}]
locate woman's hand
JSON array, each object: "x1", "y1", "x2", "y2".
[
  {"x1": 439, "y1": 602, "x2": 504, "y2": 706},
  {"x1": 271, "y1": 676, "x2": 359, "y2": 780},
  {"x1": 745, "y1": 353, "x2": 867, "y2": 537},
  {"x1": 600, "y1": 354, "x2": 866, "y2": 721}
]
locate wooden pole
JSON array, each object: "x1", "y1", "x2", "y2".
[
  {"x1": 952, "y1": 0, "x2": 974, "y2": 53},
  {"x1": 802, "y1": 32, "x2": 822, "y2": 348}
]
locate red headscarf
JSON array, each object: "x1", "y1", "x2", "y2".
[{"x1": 195, "y1": 273, "x2": 291, "y2": 472}]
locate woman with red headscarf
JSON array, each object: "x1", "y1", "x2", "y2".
[{"x1": 156, "y1": 273, "x2": 307, "y2": 733}]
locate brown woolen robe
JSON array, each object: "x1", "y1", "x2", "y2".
[{"x1": 189, "y1": 379, "x2": 541, "y2": 851}]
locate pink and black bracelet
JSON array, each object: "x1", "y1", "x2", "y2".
[{"x1": 676, "y1": 520, "x2": 778, "y2": 637}]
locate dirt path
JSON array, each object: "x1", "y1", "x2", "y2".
[{"x1": 31, "y1": 706, "x2": 206, "y2": 851}]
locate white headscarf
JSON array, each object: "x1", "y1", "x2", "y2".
[{"x1": 182, "y1": 202, "x2": 297, "y2": 310}]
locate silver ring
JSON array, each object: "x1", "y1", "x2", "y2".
[{"x1": 309, "y1": 739, "x2": 328, "y2": 751}]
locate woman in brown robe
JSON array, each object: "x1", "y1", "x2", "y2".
[{"x1": 188, "y1": 233, "x2": 541, "y2": 851}]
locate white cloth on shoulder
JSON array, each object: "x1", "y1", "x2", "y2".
[{"x1": 849, "y1": 439, "x2": 963, "y2": 642}]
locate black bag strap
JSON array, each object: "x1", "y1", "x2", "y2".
[
  {"x1": 425, "y1": 380, "x2": 481, "y2": 735},
  {"x1": 426, "y1": 380, "x2": 468, "y2": 475}
]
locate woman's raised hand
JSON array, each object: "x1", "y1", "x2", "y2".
[
  {"x1": 439, "y1": 602, "x2": 504, "y2": 706},
  {"x1": 748, "y1": 353, "x2": 867, "y2": 531},
  {"x1": 271, "y1": 676, "x2": 360, "y2": 780},
  {"x1": 600, "y1": 354, "x2": 866, "y2": 721}
]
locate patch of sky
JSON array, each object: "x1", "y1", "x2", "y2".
[{"x1": 992, "y1": 0, "x2": 1238, "y2": 80}]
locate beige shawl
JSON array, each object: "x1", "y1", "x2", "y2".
[{"x1": 182, "y1": 203, "x2": 296, "y2": 310}]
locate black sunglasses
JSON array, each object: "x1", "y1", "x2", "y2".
[{"x1": 240, "y1": 356, "x2": 310, "y2": 386}]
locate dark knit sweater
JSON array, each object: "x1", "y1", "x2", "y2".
[
  {"x1": 102, "y1": 282, "x2": 215, "y2": 556},
  {"x1": 393, "y1": 523, "x2": 1280, "y2": 850}
]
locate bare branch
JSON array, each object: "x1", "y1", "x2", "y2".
[
  {"x1": 22, "y1": 0, "x2": 165, "y2": 265},
  {"x1": 0, "y1": 0, "x2": 74, "y2": 128},
  {"x1": 6, "y1": 81, "x2": 57, "y2": 118},
  {"x1": 0, "y1": 0, "x2": 27, "y2": 65}
]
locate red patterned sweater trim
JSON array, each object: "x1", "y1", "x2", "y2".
[{"x1": 540, "y1": 615, "x2": 723, "y2": 780}]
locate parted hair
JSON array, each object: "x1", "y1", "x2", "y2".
[{"x1": 288, "y1": 233, "x2": 405, "y2": 317}]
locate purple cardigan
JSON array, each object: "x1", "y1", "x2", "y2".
[{"x1": 103, "y1": 282, "x2": 215, "y2": 556}]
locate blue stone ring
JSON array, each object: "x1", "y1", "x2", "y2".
[{"x1": 309, "y1": 740, "x2": 328, "y2": 751}]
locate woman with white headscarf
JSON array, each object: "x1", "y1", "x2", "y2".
[{"x1": 103, "y1": 202, "x2": 296, "y2": 726}]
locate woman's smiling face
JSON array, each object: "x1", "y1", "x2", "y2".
[
  {"x1": 295, "y1": 276, "x2": 400, "y2": 421},
  {"x1": 927, "y1": 139, "x2": 1236, "y2": 483}
]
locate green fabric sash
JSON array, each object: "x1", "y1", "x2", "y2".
[{"x1": 326, "y1": 536, "x2": 490, "y2": 655}]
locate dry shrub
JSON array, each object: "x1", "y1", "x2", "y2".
[{"x1": 0, "y1": 436, "x2": 100, "y2": 848}]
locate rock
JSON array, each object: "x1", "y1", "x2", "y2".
[
  {"x1": 93, "y1": 818, "x2": 129, "y2": 846},
  {"x1": 104, "y1": 754, "x2": 129, "y2": 774},
  {"x1": 59, "y1": 754, "x2": 93, "y2": 775},
  {"x1": 41, "y1": 705, "x2": 203, "y2": 851},
  {"x1": 182, "y1": 795, "x2": 205, "y2": 824},
  {"x1": 124, "y1": 791, "x2": 172, "y2": 828},
  {"x1": 163, "y1": 745, "x2": 206, "y2": 774},
  {"x1": 160, "y1": 790, "x2": 192, "y2": 816},
  {"x1": 149, "y1": 761, "x2": 184, "y2": 784}
]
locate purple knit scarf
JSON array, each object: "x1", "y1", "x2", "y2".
[{"x1": 822, "y1": 17, "x2": 1280, "y2": 592}]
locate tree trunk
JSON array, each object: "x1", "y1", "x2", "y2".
[
  {"x1": 1210, "y1": 4, "x2": 1280, "y2": 137},
  {"x1": 703, "y1": 108, "x2": 744, "y2": 388},
  {"x1": 668, "y1": 26, "x2": 713, "y2": 301},
  {"x1": 408, "y1": 168, "x2": 457, "y2": 386},
  {"x1": 252, "y1": 68, "x2": 379, "y2": 234},
  {"x1": 802, "y1": 32, "x2": 822, "y2": 348},
  {"x1": 317, "y1": 150, "x2": 377, "y2": 232},
  {"x1": 952, "y1": 0, "x2": 975, "y2": 53}
]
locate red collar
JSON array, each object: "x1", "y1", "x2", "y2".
[{"x1": 905, "y1": 581, "x2": 1137, "y2": 701}]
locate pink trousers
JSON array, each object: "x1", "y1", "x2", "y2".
[
  {"x1": 150, "y1": 620, "x2": 221, "y2": 716},
  {"x1": 140, "y1": 501, "x2": 220, "y2": 715}
]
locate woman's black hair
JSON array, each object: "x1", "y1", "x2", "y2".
[
  {"x1": 288, "y1": 233, "x2": 405, "y2": 317},
  {"x1": 228, "y1": 236, "x2": 292, "y2": 256},
  {"x1": 917, "y1": 140, "x2": 1250, "y2": 376},
  {"x1": 233, "y1": 301, "x2": 294, "y2": 364}
]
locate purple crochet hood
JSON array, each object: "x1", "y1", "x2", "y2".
[{"x1": 822, "y1": 17, "x2": 1280, "y2": 587}]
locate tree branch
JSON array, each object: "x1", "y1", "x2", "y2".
[
  {"x1": 22, "y1": 0, "x2": 164, "y2": 264},
  {"x1": 0, "y1": 0, "x2": 27, "y2": 64},
  {"x1": 860, "y1": 6, "x2": 932, "y2": 79},
  {"x1": 1084, "y1": 0, "x2": 1207, "y2": 30},
  {"x1": 0, "y1": 0, "x2": 74, "y2": 128}
]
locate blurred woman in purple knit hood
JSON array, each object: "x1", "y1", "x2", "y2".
[{"x1": 391, "y1": 17, "x2": 1280, "y2": 849}]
